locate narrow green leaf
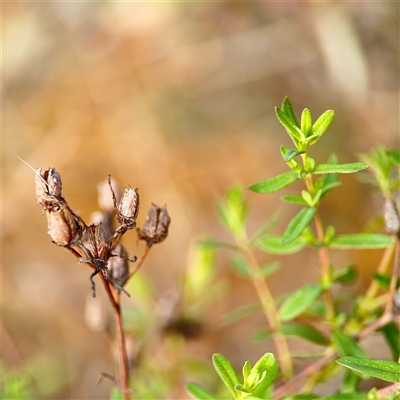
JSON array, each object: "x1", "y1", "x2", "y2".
[
  {"x1": 230, "y1": 254, "x2": 250, "y2": 278},
  {"x1": 259, "y1": 262, "x2": 281, "y2": 278},
  {"x1": 333, "y1": 266, "x2": 357, "y2": 284},
  {"x1": 336, "y1": 357, "x2": 400, "y2": 383},
  {"x1": 186, "y1": 383, "x2": 217, "y2": 400},
  {"x1": 257, "y1": 235, "x2": 307, "y2": 255},
  {"x1": 314, "y1": 163, "x2": 368, "y2": 174},
  {"x1": 212, "y1": 353, "x2": 241, "y2": 398},
  {"x1": 311, "y1": 110, "x2": 335, "y2": 137},
  {"x1": 387, "y1": 149, "x2": 400, "y2": 165},
  {"x1": 371, "y1": 272, "x2": 391, "y2": 289},
  {"x1": 282, "y1": 96, "x2": 300, "y2": 127},
  {"x1": 276, "y1": 107, "x2": 303, "y2": 145},
  {"x1": 248, "y1": 172, "x2": 298, "y2": 194},
  {"x1": 340, "y1": 368, "x2": 360, "y2": 394},
  {"x1": 279, "y1": 322, "x2": 329, "y2": 345},
  {"x1": 333, "y1": 329, "x2": 367, "y2": 358},
  {"x1": 329, "y1": 233, "x2": 395, "y2": 249},
  {"x1": 279, "y1": 283, "x2": 322, "y2": 321},
  {"x1": 282, "y1": 207, "x2": 317, "y2": 245},
  {"x1": 320, "y1": 393, "x2": 367, "y2": 400},
  {"x1": 284, "y1": 149, "x2": 304, "y2": 162},
  {"x1": 221, "y1": 303, "x2": 261, "y2": 325},
  {"x1": 281, "y1": 195, "x2": 308, "y2": 206},
  {"x1": 252, "y1": 329, "x2": 271, "y2": 342},
  {"x1": 251, "y1": 353, "x2": 278, "y2": 398},
  {"x1": 282, "y1": 395, "x2": 320, "y2": 400},
  {"x1": 301, "y1": 108, "x2": 312, "y2": 137},
  {"x1": 380, "y1": 323, "x2": 400, "y2": 360}
]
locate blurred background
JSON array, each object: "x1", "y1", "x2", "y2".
[{"x1": 2, "y1": 2, "x2": 398, "y2": 399}]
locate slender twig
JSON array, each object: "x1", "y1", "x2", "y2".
[
  {"x1": 242, "y1": 246, "x2": 293, "y2": 379},
  {"x1": 123, "y1": 244, "x2": 152, "y2": 285},
  {"x1": 100, "y1": 274, "x2": 130, "y2": 400}
]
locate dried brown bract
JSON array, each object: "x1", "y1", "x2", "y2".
[
  {"x1": 107, "y1": 245, "x2": 132, "y2": 297},
  {"x1": 137, "y1": 204, "x2": 171, "y2": 246}
]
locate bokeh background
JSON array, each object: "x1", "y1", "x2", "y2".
[{"x1": 2, "y1": 2, "x2": 399, "y2": 399}]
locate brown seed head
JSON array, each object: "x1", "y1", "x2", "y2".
[
  {"x1": 117, "y1": 187, "x2": 139, "y2": 229},
  {"x1": 137, "y1": 204, "x2": 171, "y2": 245},
  {"x1": 36, "y1": 168, "x2": 63, "y2": 206},
  {"x1": 46, "y1": 202, "x2": 78, "y2": 246}
]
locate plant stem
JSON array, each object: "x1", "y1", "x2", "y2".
[
  {"x1": 313, "y1": 212, "x2": 335, "y2": 322},
  {"x1": 242, "y1": 246, "x2": 293, "y2": 379},
  {"x1": 365, "y1": 243, "x2": 396, "y2": 300},
  {"x1": 124, "y1": 244, "x2": 152, "y2": 285},
  {"x1": 100, "y1": 274, "x2": 130, "y2": 400}
]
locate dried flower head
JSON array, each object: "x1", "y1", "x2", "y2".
[
  {"x1": 116, "y1": 187, "x2": 140, "y2": 228},
  {"x1": 107, "y1": 245, "x2": 131, "y2": 296},
  {"x1": 46, "y1": 202, "x2": 79, "y2": 246},
  {"x1": 137, "y1": 204, "x2": 171, "y2": 245},
  {"x1": 35, "y1": 167, "x2": 63, "y2": 207},
  {"x1": 383, "y1": 195, "x2": 400, "y2": 235}
]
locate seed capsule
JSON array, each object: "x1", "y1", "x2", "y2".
[
  {"x1": 36, "y1": 168, "x2": 63, "y2": 207},
  {"x1": 46, "y1": 202, "x2": 78, "y2": 246},
  {"x1": 383, "y1": 195, "x2": 400, "y2": 235},
  {"x1": 116, "y1": 187, "x2": 140, "y2": 229},
  {"x1": 137, "y1": 204, "x2": 171, "y2": 245}
]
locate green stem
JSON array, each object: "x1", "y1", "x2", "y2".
[{"x1": 241, "y1": 244, "x2": 293, "y2": 379}]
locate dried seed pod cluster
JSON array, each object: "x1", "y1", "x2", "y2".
[
  {"x1": 34, "y1": 167, "x2": 170, "y2": 298},
  {"x1": 137, "y1": 204, "x2": 171, "y2": 246}
]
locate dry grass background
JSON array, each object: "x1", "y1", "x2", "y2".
[{"x1": 2, "y1": 2, "x2": 398, "y2": 399}]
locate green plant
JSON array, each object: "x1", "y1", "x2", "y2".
[{"x1": 186, "y1": 97, "x2": 400, "y2": 399}]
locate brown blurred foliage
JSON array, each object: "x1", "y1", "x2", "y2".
[{"x1": 2, "y1": 2, "x2": 398, "y2": 399}]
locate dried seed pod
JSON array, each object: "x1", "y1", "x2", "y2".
[
  {"x1": 36, "y1": 168, "x2": 63, "y2": 207},
  {"x1": 137, "y1": 204, "x2": 171, "y2": 245},
  {"x1": 107, "y1": 245, "x2": 131, "y2": 296},
  {"x1": 116, "y1": 187, "x2": 140, "y2": 229},
  {"x1": 46, "y1": 202, "x2": 79, "y2": 246},
  {"x1": 384, "y1": 195, "x2": 400, "y2": 235}
]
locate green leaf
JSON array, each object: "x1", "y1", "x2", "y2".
[
  {"x1": 282, "y1": 96, "x2": 300, "y2": 127},
  {"x1": 279, "y1": 322, "x2": 329, "y2": 345},
  {"x1": 336, "y1": 357, "x2": 400, "y2": 383},
  {"x1": 333, "y1": 266, "x2": 357, "y2": 284},
  {"x1": 251, "y1": 353, "x2": 279, "y2": 398},
  {"x1": 329, "y1": 233, "x2": 395, "y2": 249},
  {"x1": 217, "y1": 185, "x2": 249, "y2": 237},
  {"x1": 284, "y1": 149, "x2": 304, "y2": 162},
  {"x1": 230, "y1": 254, "x2": 250, "y2": 278},
  {"x1": 300, "y1": 108, "x2": 312, "y2": 137},
  {"x1": 259, "y1": 262, "x2": 281, "y2": 278},
  {"x1": 340, "y1": 368, "x2": 360, "y2": 394},
  {"x1": 310, "y1": 110, "x2": 335, "y2": 144},
  {"x1": 257, "y1": 235, "x2": 307, "y2": 255},
  {"x1": 279, "y1": 283, "x2": 322, "y2": 321},
  {"x1": 212, "y1": 353, "x2": 241, "y2": 398},
  {"x1": 282, "y1": 395, "x2": 320, "y2": 400},
  {"x1": 186, "y1": 383, "x2": 217, "y2": 400},
  {"x1": 313, "y1": 163, "x2": 368, "y2": 174},
  {"x1": 275, "y1": 107, "x2": 302, "y2": 142},
  {"x1": 282, "y1": 207, "x2": 317, "y2": 245},
  {"x1": 320, "y1": 393, "x2": 367, "y2": 400},
  {"x1": 371, "y1": 272, "x2": 391, "y2": 289},
  {"x1": 248, "y1": 172, "x2": 298, "y2": 194},
  {"x1": 380, "y1": 323, "x2": 400, "y2": 360},
  {"x1": 222, "y1": 303, "x2": 261, "y2": 325},
  {"x1": 252, "y1": 329, "x2": 271, "y2": 342},
  {"x1": 281, "y1": 195, "x2": 308, "y2": 206},
  {"x1": 333, "y1": 329, "x2": 367, "y2": 358},
  {"x1": 387, "y1": 149, "x2": 400, "y2": 165}
]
